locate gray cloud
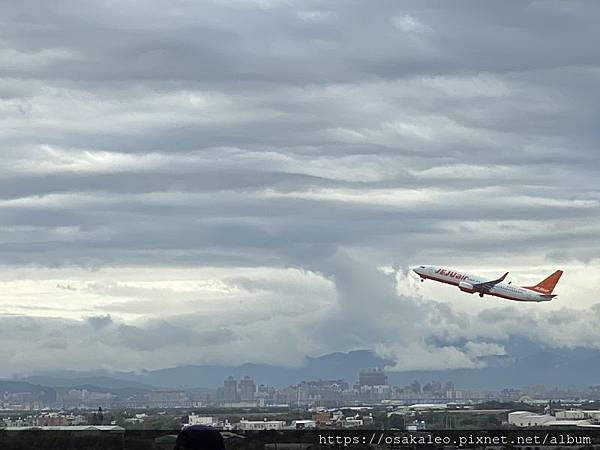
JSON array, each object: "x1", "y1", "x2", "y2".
[{"x1": 87, "y1": 314, "x2": 113, "y2": 330}]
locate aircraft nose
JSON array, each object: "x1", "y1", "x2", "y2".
[{"x1": 411, "y1": 266, "x2": 421, "y2": 274}]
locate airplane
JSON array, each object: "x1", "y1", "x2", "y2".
[{"x1": 411, "y1": 265, "x2": 563, "y2": 302}]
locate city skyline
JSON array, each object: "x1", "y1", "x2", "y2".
[{"x1": 4, "y1": 367, "x2": 599, "y2": 412}]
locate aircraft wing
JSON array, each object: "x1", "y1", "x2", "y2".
[{"x1": 471, "y1": 272, "x2": 509, "y2": 292}]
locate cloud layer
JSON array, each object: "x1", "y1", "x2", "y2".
[{"x1": 1, "y1": 0, "x2": 599, "y2": 376}]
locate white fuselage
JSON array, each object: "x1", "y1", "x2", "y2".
[{"x1": 412, "y1": 265, "x2": 551, "y2": 302}]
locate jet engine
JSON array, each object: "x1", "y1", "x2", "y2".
[{"x1": 458, "y1": 281, "x2": 474, "y2": 293}]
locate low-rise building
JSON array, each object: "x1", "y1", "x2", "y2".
[
  {"x1": 508, "y1": 411, "x2": 554, "y2": 427},
  {"x1": 292, "y1": 420, "x2": 316, "y2": 429},
  {"x1": 237, "y1": 419, "x2": 286, "y2": 431},
  {"x1": 342, "y1": 415, "x2": 363, "y2": 428},
  {"x1": 555, "y1": 410, "x2": 600, "y2": 421},
  {"x1": 187, "y1": 415, "x2": 217, "y2": 426}
]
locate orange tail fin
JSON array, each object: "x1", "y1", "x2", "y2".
[{"x1": 525, "y1": 270, "x2": 563, "y2": 294}]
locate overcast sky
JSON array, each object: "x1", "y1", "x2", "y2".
[{"x1": 1, "y1": 0, "x2": 599, "y2": 377}]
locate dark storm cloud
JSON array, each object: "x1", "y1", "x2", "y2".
[{"x1": 1, "y1": 0, "x2": 599, "y2": 373}]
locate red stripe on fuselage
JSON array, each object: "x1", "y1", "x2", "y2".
[
  {"x1": 488, "y1": 291, "x2": 531, "y2": 302},
  {"x1": 420, "y1": 274, "x2": 535, "y2": 302}
]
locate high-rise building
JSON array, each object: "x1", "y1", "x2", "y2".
[
  {"x1": 358, "y1": 368, "x2": 388, "y2": 386},
  {"x1": 239, "y1": 376, "x2": 256, "y2": 401},
  {"x1": 223, "y1": 376, "x2": 238, "y2": 402}
]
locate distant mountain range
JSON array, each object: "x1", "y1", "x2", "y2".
[
  {"x1": 0, "y1": 379, "x2": 151, "y2": 403},
  {"x1": 12, "y1": 350, "x2": 386, "y2": 391},
  {"x1": 20, "y1": 375, "x2": 157, "y2": 391},
  {"x1": 6, "y1": 338, "x2": 600, "y2": 392}
]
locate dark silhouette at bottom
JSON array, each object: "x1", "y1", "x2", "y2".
[{"x1": 174, "y1": 425, "x2": 226, "y2": 450}]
